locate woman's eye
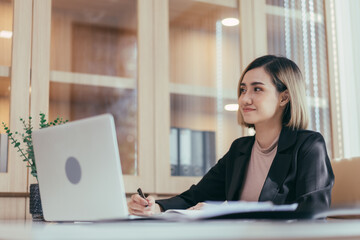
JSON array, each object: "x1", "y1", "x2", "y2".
[
  {"x1": 254, "y1": 87, "x2": 262, "y2": 92},
  {"x1": 240, "y1": 88, "x2": 246, "y2": 94}
]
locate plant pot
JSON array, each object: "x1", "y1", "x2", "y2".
[{"x1": 29, "y1": 183, "x2": 43, "y2": 221}]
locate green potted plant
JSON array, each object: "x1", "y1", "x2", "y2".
[{"x1": 2, "y1": 113, "x2": 68, "y2": 220}]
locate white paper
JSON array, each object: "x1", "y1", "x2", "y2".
[{"x1": 157, "y1": 201, "x2": 298, "y2": 220}]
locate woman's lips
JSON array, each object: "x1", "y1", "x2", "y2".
[{"x1": 242, "y1": 108, "x2": 255, "y2": 113}]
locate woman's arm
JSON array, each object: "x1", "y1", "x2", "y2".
[
  {"x1": 156, "y1": 150, "x2": 230, "y2": 211},
  {"x1": 295, "y1": 132, "x2": 335, "y2": 212}
]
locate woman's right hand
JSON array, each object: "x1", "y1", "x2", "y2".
[{"x1": 127, "y1": 194, "x2": 161, "y2": 216}]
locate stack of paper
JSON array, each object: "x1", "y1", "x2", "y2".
[{"x1": 156, "y1": 201, "x2": 298, "y2": 221}]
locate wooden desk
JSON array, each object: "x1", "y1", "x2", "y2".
[{"x1": 1, "y1": 219, "x2": 360, "y2": 240}]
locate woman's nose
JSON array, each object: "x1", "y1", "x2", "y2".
[{"x1": 239, "y1": 92, "x2": 252, "y2": 105}]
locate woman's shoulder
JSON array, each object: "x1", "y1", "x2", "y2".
[
  {"x1": 292, "y1": 129, "x2": 327, "y2": 154},
  {"x1": 295, "y1": 129, "x2": 325, "y2": 142},
  {"x1": 278, "y1": 127, "x2": 326, "y2": 153}
]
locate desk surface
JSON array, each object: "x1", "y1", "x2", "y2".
[{"x1": 1, "y1": 219, "x2": 360, "y2": 240}]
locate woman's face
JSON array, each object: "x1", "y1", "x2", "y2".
[{"x1": 238, "y1": 67, "x2": 286, "y2": 127}]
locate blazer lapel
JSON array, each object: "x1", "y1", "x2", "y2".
[
  {"x1": 259, "y1": 127, "x2": 298, "y2": 202},
  {"x1": 259, "y1": 153, "x2": 292, "y2": 201},
  {"x1": 227, "y1": 137, "x2": 254, "y2": 200}
]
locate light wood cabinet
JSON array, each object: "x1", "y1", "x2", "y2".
[
  {"x1": 0, "y1": 0, "x2": 32, "y2": 220},
  {"x1": 155, "y1": 0, "x2": 245, "y2": 194},
  {"x1": 0, "y1": 0, "x2": 31, "y2": 193}
]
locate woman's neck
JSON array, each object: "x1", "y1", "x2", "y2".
[{"x1": 254, "y1": 122, "x2": 282, "y2": 149}]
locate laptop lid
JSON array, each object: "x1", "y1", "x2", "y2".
[{"x1": 33, "y1": 114, "x2": 129, "y2": 221}]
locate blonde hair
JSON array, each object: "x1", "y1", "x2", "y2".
[{"x1": 237, "y1": 55, "x2": 309, "y2": 130}]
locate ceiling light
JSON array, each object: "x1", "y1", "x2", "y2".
[
  {"x1": 224, "y1": 104, "x2": 239, "y2": 112},
  {"x1": 221, "y1": 18, "x2": 239, "y2": 27},
  {"x1": 0, "y1": 30, "x2": 12, "y2": 39}
]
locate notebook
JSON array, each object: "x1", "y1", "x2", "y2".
[
  {"x1": 32, "y1": 114, "x2": 129, "y2": 222},
  {"x1": 156, "y1": 201, "x2": 300, "y2": 221}
]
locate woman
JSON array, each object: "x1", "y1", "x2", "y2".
[{"x1": 128, "y1": 55, "x2": 334, "y2": 216}]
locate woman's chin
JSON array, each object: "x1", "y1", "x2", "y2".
[{"x1": 243, "y1": 119, "x2": 255, "y2": 125}]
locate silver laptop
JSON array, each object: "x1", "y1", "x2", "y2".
[{"x1": 32, "y1": 114, "x2": 129, "y2": 221}]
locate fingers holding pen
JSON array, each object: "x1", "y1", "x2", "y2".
[
  {"x1": 128, "y1": 201, "x2": 145, "y2": 212},
  {"x1": 128, "y1": 194, "x2": 148, "y2": 211},
  {"x1": 146, "y1": 195, "x2": 155, "y2": 206},
  {"x1": 131, "y1": 193, "x2": 149, "y2": 206},
  {"x1": 128, "y1": 194, "x2": 156, "y2": 216},
  {"x1": 128, "y1": 188, "x2": 160, "y2": 216}
]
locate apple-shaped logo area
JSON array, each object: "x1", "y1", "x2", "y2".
[{"x1": 65, "y1": 157, "x2": 81, "y2": 184}]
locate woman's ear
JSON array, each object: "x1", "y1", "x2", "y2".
[{"x1": 279, "y1": 90, "x2": 290, "y2": 107}]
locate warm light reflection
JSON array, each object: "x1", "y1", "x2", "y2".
[
  {"x1": 0, "y1": 30, "x2": 12, "y2": 39},
  {"x1": 224, "y1": 104, "x2": 239, "y2": 112},
  {"x1": 221, "y1": 18, "x2": 239, "y2": 27}
]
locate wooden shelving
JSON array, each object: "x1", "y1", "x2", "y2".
[
  {"x1": 50, "y1": 70, "x2": 136, "y2": 89},
  {"x1": 48, "y1": 70, "x2": 328, "y2": 109},
  {"x1": 194, "y1": 0, "x2": 237, "y2": 8},
  {"x1": 170, "y1": 82, "x2": 236, "y2": 100}
]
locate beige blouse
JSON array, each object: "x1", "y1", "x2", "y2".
[{"x1": 239, "y1": 135, "x2": 279, "y2": 201}]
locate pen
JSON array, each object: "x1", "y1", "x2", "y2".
[{"x1": 137, "y1": 188, "x2": 148, "y2": 207}]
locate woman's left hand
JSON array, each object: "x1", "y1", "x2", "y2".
[{"x1": 187, "y1": 202, "x2": 206, "y2": 210}]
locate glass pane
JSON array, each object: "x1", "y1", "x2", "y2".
[
  {"x1": 50, "y1": 0, "x2": 138, "y2": 175},
  {"x1": 169, "y1": 0, "x2": 241, "y2": 176},
  {"x1": 0, "y1": 0, "x2": 12, "y2": 173},
  {"x1": 266, "y1": 0, "x2": 332, "y2": 157},
  {"x1": 266, "y1": 0, "x2": 322, "y2": 13},
  {"x1": 0, "y1": 0, "x2": 12, "y2": 67},
  {"x1": 0, "y1": 76, "x2": 10, "y2": 173}
]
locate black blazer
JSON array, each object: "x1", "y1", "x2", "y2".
[{"x1": 156, "y1": 127, "x2": 334, "y2": 212}]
